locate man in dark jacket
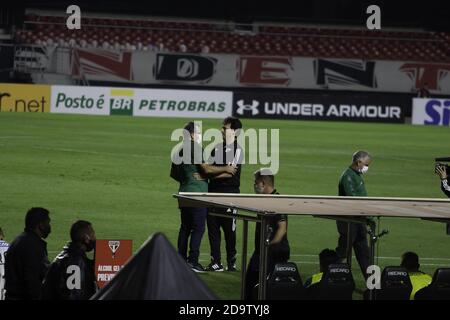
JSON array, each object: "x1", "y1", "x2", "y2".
[
  {"x1": 4, "y1": 207, "x2": 52, "y2": 300},
  {"x1": 205, "y1": 117, "x2": 244, "y2": 272},
  {"x1": 42, "y1": 220, "x2": 97, "y2": 300}
]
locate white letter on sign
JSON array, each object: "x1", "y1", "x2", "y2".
[
  {"x1": 366, "y1": 5, "x2": 381, "y2": 30},
  {"x1": 66, "y1": 5, "x2": 81, "y2": 30},
  {"x1": 366, "y1": 265, "x2": 381, "y2": 289},
  {"x1": 66, "y1": 265, "x2": 81, "y2": 290}
]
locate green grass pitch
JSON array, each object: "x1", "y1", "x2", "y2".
[{"x1": 1, "y1": 112, "x2": 449, "y2": 299}]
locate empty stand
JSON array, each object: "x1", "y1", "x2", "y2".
[{"x1": 14, "y1": 13, "x2": 450, "y2": 61}]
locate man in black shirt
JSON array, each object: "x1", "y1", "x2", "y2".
[
  {"x1": 42, "y1": 220, "x2": 97, "y2": 300},
  {"x1": 205, "y1": 117, "x2": 243, "y2": 272},
  {"x1": 4, "y1": 207, "x2": 52, "y2": 300},
  {"x1": 245, "y1": 169, "x2": 290, "y2": 300}
]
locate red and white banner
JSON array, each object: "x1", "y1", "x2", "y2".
[
  {"x1": 72, "y1": 49, "x2": 134, "y2": 82},
  {"x1": 67, "y1": 49, "x2": 450, "y2": 94}
]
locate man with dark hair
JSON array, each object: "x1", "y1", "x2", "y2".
[
  {"x1": 171, "y1": 121, "x2": 237, "y2": 272},
  {"x1": 244, "y1": 169, "x2": 289, "y2": 299},
  {"x1": 206, "y1": 117, "x2": 244, "y2": 272},
  {"x1": 336, "y1": 150, "x2": 372, "y2": 279},
  {"x1": 4, "y1": 207, "x2": 51, "y2": 300},
  {"x1": 304, "y1": 249, "x2": 340, "y2": 289},
  {"x1": 42, "y1": 220, "x2": 97, "y2": 300},
  {"x1": 0, "y1": 227, "x2": 9, "y2": 300},
  {"x1": 400, "y1": 251, "x2": 432, "y2": 300}
]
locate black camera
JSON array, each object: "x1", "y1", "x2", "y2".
[{"x1": 435, "y1": 157, "x2": 450, "y2": 174}]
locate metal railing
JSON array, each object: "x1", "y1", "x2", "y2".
[{"x1": 0, "y1": 43, "x2": 90, "y2": 85}]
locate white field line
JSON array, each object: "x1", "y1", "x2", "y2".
[
  {"x1": 30, "y1": 146, "x2": 153, "y2": 159},
  {"x1": 47, "y1": 251, "x2": 450, "y2": 266},
  {"x1": 197, "y1": 253, "x2": 450, "y2": 261},
  {"x1": 196, "y1": 259, "x2": 450, "y2": 267}
]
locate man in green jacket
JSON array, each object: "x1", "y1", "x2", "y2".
[{"x1": 336, "y1": 150, "x2": 372, "y2": 279}]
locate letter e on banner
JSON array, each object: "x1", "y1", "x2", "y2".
[{"x1": 238, "y1": 56, "x2": 292, "y2": 86}]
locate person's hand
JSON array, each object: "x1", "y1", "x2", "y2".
[
  {"x1": 192, "y1": 173, "x2": 206, "y2": 181},
  {"x1": 436, "y1": 165, "x2": 448, "y2": 180},
  {"x1": 225, "y1": 165, "x2": 237, "y2": 175}
]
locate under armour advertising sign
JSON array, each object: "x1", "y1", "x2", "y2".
[
  {"x1": 95, "y1": 239, "x2": 133, "y2": 288},
  {"x1": 412, "y1": 98, "x2": 450, "y2": 126},
  {"x1": 154, "y1": 53, "x2": 217, "y2": 83},
  {"x1": 233, "y1": 91, "x2": 408, "y2": 123}
]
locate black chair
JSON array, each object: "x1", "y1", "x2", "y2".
[
  {"x1": 316, "y1": 263, "x2": 355, "y2": 300},
  {"x1": 266, "y1": 262, "x2": 305, "y2": 300},
  {"x1": 373, "y1": 266, "x2": 412, "y2": 300},
  {"x1": 415, "y1": 268, "x2": 450, "y2": 300}
]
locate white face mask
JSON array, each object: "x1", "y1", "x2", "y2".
[
  {"x1": 360, "y1": 165, "x2": 369, "y2": 174},
  {"x1": 194, "y1": 133, "x2": 202, "y2": 144},
  {"x1": 254, "y1": 184, "x2": 264, "y2": 194}
]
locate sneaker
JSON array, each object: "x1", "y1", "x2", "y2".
[
  {"x1": 188, "y1": 262, "x2": 206, "y2": 273},
  {"x1": 226, "y1": 263, "x2": 237, "y2": 272},
  {"x1": 205, "y1": 261, "x2": 224, "y2": 272}
]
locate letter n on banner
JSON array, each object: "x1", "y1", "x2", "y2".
[
  {"x1": 95, "y1": 239, "x2": 133, "y2": 288},
  {"x1": 237, "y1": 56, "x2": 293, "y2": 86}
]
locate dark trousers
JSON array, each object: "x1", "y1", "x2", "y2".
[
  {"x1": 244, "y1": 245, "x2": 290, "y2": 300},
  {"x1": 207, "y1": 209, "x2": 237, "y2": 264},
  {"x1": 336, "y1": 221, "x2": 370, "y2": 279},
  {"x1": 177, "y1": 207, "x2": 207, "y2": 264}
]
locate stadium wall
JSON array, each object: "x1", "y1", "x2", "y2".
[
  {"x1": 12, "y1": 46, "x2": 450, "y2": 95},
  {"x1": 1, "y1": 82, "x2": 449, "y2": 127}
]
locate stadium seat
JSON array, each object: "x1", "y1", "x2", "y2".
[
  {"x1": 316, "y1": 263, "x2": 355, "y2": 300},
  {"x1": 15, "y1": 13, "x2": 450, "y2": 61},
  {"x1": 415, "y1": 268, "x2": 450, "y2": 300},
  {"x1": 266, "y1": 262, "x2": 306, "y2": 300},
  {"x1": 370, "y1": 266, "x2": 412, "y2": 300}
]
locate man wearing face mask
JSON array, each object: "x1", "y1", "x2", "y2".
[
  {"x1": 336, "y1": 150, "x2": 372, "y2": 280},
  {"x1": 245, "y1": 169, "x2": 289, "y2": 299},
  {"x1": 42, "y1": 220, "x2": 97, "y2": 300},
  {"x1": 4, "y1": 207, "x2": 52, "y2": 300}
]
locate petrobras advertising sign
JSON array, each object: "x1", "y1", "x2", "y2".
[
  {"x1": 233, "y1": 91, "x2": 409, "y2": 123},
  {"x1": 131, "y1": 88, "x2": 232, "y2": 119},
  {"x1": 412, "y1": 98, "x2": 450, "y2": 126},
  {"x1": 51, "y1": 85, "x2": 232, "y2": 118}
]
